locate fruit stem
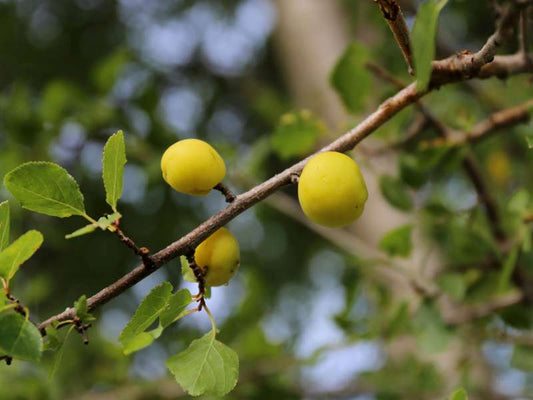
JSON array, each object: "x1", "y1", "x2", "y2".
[{"x1": 213, "y1": 183, "x2": 237, "y2": 203}]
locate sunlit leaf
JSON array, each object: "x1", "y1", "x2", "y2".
[
  {"x1": 0, "y1": 312, "x2": 43, "y2": 362},
  {"x1": 4, "y1": 162, "x2": 86, "y2": 218},
  {"x1": 0, "y1": 230, "x2": 43, "y2": 281},
  {"x1": 74, "y1": 295, "x2": 95, "y2": 322},
  {"x1": 166, "y1": 331, "x2": 239, "y2": 397},
  {"x1": 102, "y1": 131, "x2": 126, "y2": 212},
  {"x1": 119, "y1": 282, "x2": 173, "y2": 355},
  {"x1": 449, "y1": 388, "x2": 468, "y2": 400},
  {"x1": 160, "y1": 289, "x2": 192, "y2": 328},
  {"x1": 65, "y1": 224, "x2": 97, "y2": 239}
]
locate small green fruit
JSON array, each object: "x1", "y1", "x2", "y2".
[
  {"x1": 195, "y1": 228, "x2": 240, "y2": 287},
  {"x1": 298, "y1": 151, "x2": 368, "y2": 228},
  {"x1": 161, "y1": 139, "x2": 226, "y2": 196}
]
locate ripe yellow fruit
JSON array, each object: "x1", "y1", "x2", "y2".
[
  {"x1": 194, "y1": 227, "x2": 240, "y2": 287},
  {"x1": 161, "y1": 139, "x2": 226, "y2": 196},
  {"x1": 298, "y1": 151, "x2": 368, "y2": 228}
]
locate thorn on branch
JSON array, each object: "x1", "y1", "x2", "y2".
[{"x1": 214, "y1": 183, "x2": 237, "y2": 203}]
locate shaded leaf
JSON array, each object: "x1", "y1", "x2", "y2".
[
  {"x1": 0, "y1": 230, "x2": 43, "y2": 281},
  {"x1": 437, "y1": 273, "x2": 466, "y2": 301},
  {"x1": 0, "y1": 201, "x2": 9, "y2": 251},
  {"x1": 271, "y1": 110, "x2": 324, "y2": 160},
  {"x1": 0, "y1": 312, "x2": 43, "y2": 362},
  {"x1": 166, "y1": 331, "x2": 239, "y2": 397},
  {"x1": 48, "y1": 326, "x2": 74, "y2": 381},
  {"x1": 102, "y1": 131, "x2": 126, "y2": 212},
  {"x1": 379, "y1": 175, "x2": 413, "y2": 211},
  {"x1": 330, "y1": 42, "x2": 371, "y2": 112},
  {"x1": 379, "y1": 224, "x2": 413, "y2": 258},
  {"x1": 4, "y1": 162, "x2": 85, "y2": 218},
  {"x1": 511, "y1": 345, "x2": 533, "y2": 372},
  {"x1": 412, "y1": 0, "x2": 448, "y2": 91}
]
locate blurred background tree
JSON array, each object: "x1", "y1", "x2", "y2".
[{"x1": 0, "y1": 0, "x2": 532, "y2": 399}]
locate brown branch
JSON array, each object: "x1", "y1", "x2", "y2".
[
  {"x1": 519, "y1": 7, "x2": 531, "y2": 57},
  {"x1": 444, "y1": 291, "x2": 523, "y2": 325},
  {"x1": 112, "y1": 225, "x2": 154, "y2": 268},
  {"x1": 524, "y1": 213, "x2": 533, "y2": 223},
  {"x1": 372, "y1": 0, "x2": 414, "y2": 73},
  {"x1": 37, "y1": 2, "x2": 533, "y2": 331}
]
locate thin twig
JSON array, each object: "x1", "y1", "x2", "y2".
[
  {"x1": 213, "y1": 183, "x2": 236, "y2": 203},
  {"x1": 36, "y1": 2, "x2": 533, "y2": 331},
  {"x1": 112, "y1": 223, "x2": 154, "y2": 268},
  {"x1": 372, "y1": 0, "x2": 414, "y2": 73}
]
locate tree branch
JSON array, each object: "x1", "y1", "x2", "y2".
[
  {"x1": 37, "y1": 1, "x2": 533, "y2": 331},
  {"x1": 372, "y1": 0, "x2": 414, "y2": 73}
]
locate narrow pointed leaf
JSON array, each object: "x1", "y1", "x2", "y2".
[
  {"x1": 119, "y1": 282, "x2": 173, "y2": 354},
  {"x1": 0, "y1": 201, "x2": 9, "y2": 251},
  {"x1": 4, "y1": 162, "x2": 85, "y2": 217},
  {"x1": 412, "y1": 0, "x2": 449, "y2": 91},
  {"x1": 102, "y1": 130, "x2": 126, "y2": 212},
  {"x1": 166, "y1": 331, "x2": 239, "y2": 397},
  {"x1": 0, "y1": 312, "x2": 43, "y2": 362},
  {"x1": 65, "y1": 224, "x2": 97, "y2": 239},
  {"x1": 0, "y1": 230, "x2": 43, "y2": 281}
]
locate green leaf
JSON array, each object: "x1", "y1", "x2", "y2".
[
  {"x1": 525, "y1": 132, "x2": 533, "y2": 149},
  {"x1": 119, "y1": 282, "x2": 173, "y2": 355},
  {"x1": 437, "y1": 273, "x2": 466, "y2": 301},
  {"x1": 160, "y1": 289, "x2": 193, "y2": 328},
  {"x1": 181, "y1": 256, "x2": 197, "y2": 283},
  {"x1": 122, "y1": 326, "x2": 164, "y2": 356},
  {"x1": 0, "y1": 312, "x2": 43, "y2": 362},
  {"x1": 412, "y1": 0, "x2": 449, "y2": 91},
  {"x1": 74, "y1": 295, "x2": 95, "y2": 322},
  {"x1": 96, "y1": 212, "x2": 121, "y2": 230},
  {"x1": 4, "y1": 162, "x2": 86, "y2": 218},
  {"x1": 379, "y1": 224, "x2": 413, "y2": 258},
  {"x1": 379, "y1": 175, "x2": 413, "y2": 211},
  {"x1": 48, "y1": 326, "x2": 74, "y2": 381},
  {"x1": 0, "y1": 230, "x2": 43, "y2": 281},
  {"x1": 330, "y1": 42, "x2": 371, "y2": 113},
  {"x1": 102, "y1": 131, "x2": 126, "y2": 212},
  {"x1": 0, "y1": 201, "x2": 10, "y2": 251},
  {"x1": 511, "y1": 345, "x2": 533, "y2": 372},
  {"x1": 449, "y1": 388, "x2": 468, "y2": 400},
  {"x1": 498, "y1": 245, "x2": 519, "y2": 293},
  {"x1": 271, "y1": 110, "x2": 324, "y2": 160},
  {"x1": 166, "y1": 331, "x2": 239, "y2": 397},
  {"x1": 65, "y1": 224, "x2": 97, "y2": 239}
]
